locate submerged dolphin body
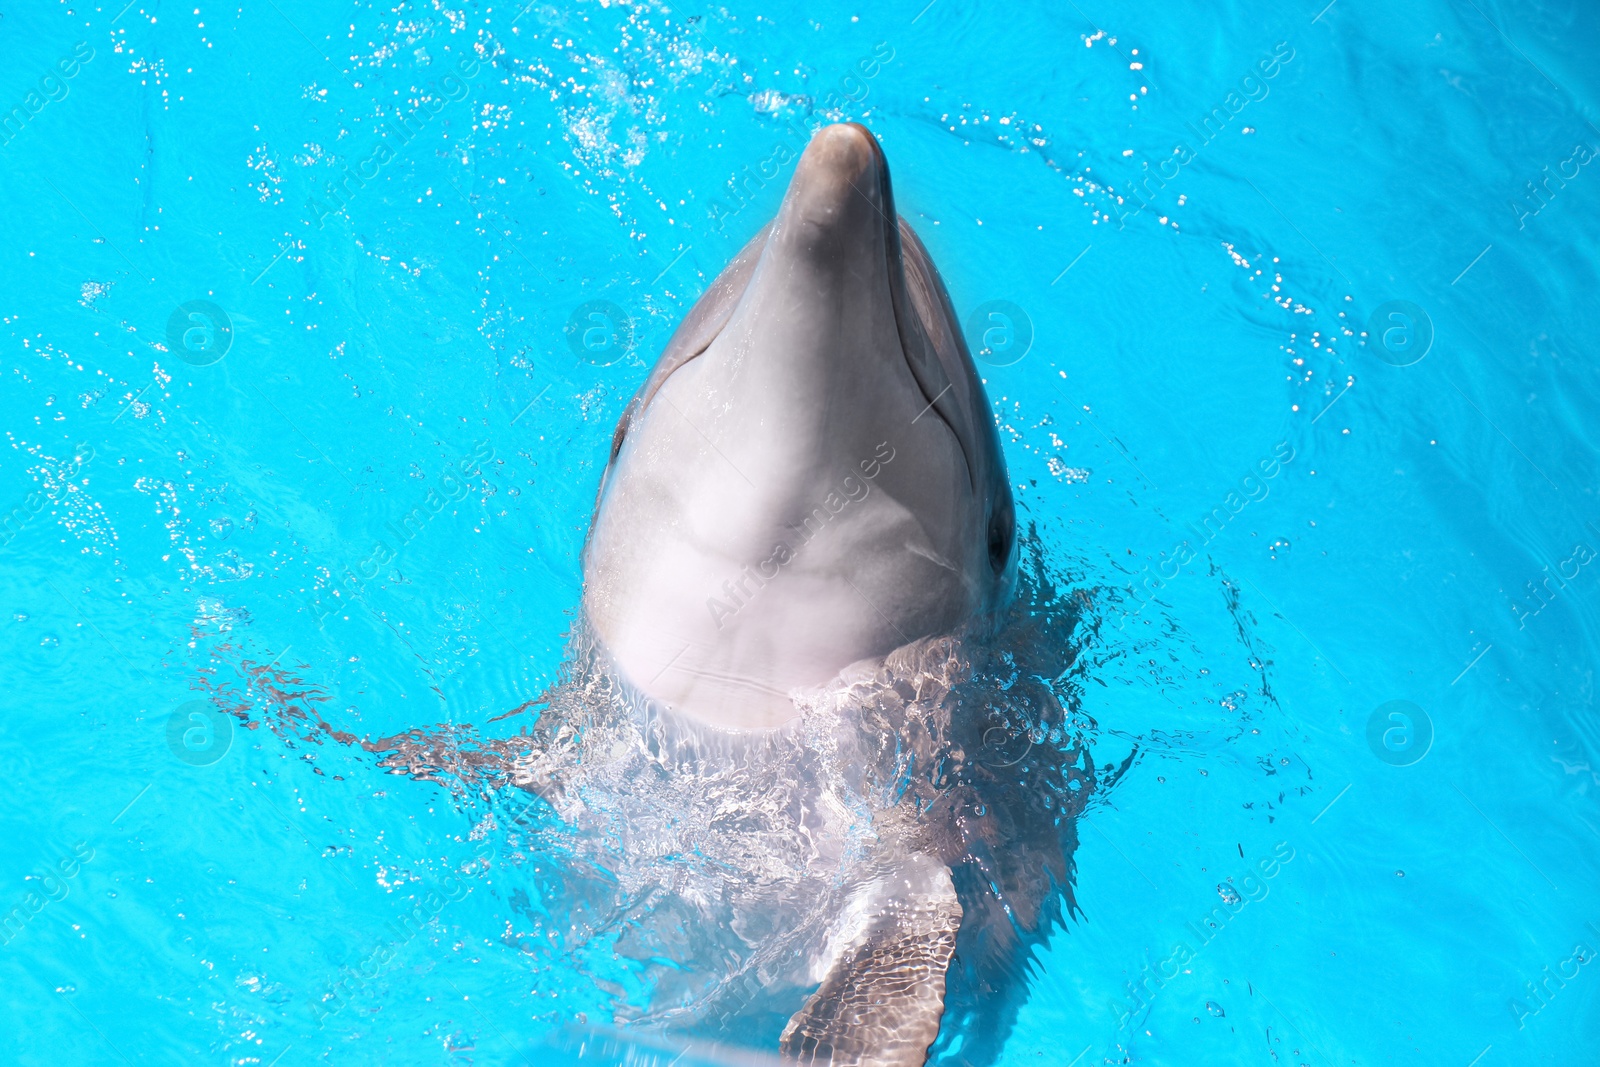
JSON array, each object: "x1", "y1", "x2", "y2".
[{"x1": 575, "y1": 124, "x2": 1025, "y2": 1066}]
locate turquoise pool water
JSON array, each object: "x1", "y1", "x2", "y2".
[{"x1": 3, "y1": 0, "x2": 1598, "y2": 1064}]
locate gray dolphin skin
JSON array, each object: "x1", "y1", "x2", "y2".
[
  {"x1": 583, "y1": 122, "x2": 1016, "y2": 733},
  {"x1": 573, "y1": 123, "x2": 1022, "y2": 1066}
]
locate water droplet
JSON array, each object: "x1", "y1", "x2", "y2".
[
  {"x1": 13, "y1": 612, "x2": 27, "y2": 623},
  {"x1": 1206, "y1": 1000, "x2": 1225, "y2": 1017},
  {"x1": 1216, "y1": 883, "x2": 1241, "y2": 906},
  {"x1": 40, "y1": 634, "x2": 60, "y2": 648}
]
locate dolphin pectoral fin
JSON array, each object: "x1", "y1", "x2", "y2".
[{"x1": 779, "y1": 855, "x2": 961, "y2": 1067}]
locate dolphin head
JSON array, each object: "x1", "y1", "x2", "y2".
[{"x1": 582, "y1": 123, "x2": 1015, "y2": 729}]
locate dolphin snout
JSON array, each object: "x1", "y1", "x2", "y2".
[{"x1": 777, "y1": 123, "x2": 893, "y2": 244}]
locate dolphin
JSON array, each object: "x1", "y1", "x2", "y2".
[
  {"x1": 583, "y1": 122, "x2": 1016, "y2": 733},
  {"x1": 571, "y1": 123, "x2": 1024, "y2": 1065}
]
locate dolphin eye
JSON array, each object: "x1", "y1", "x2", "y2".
[{"x1": 987, "y1": 499, "x2": 1014, "y2": 573}]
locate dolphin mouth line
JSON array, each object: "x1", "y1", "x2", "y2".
[
  {"x1": 840, "y1": 128, "x2": 976, "y2": 493},
  {"x1": 605, "y1": 124, "x2": 977, "y2": 504}
]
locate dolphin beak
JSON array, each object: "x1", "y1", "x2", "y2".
[
  {"x1": 769, "y1": 122, "x2": 897, "y2": 271},
  {"x1": 737, "y1": 122, "x2": 980, "y2": 498},
  {"x1": 755, "y1": 123, "x2": 974, "y2": 486}
]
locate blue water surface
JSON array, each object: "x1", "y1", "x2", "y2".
[{"x1": 2, "y1": 0, "x2": 1599, "y2": 1064}]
